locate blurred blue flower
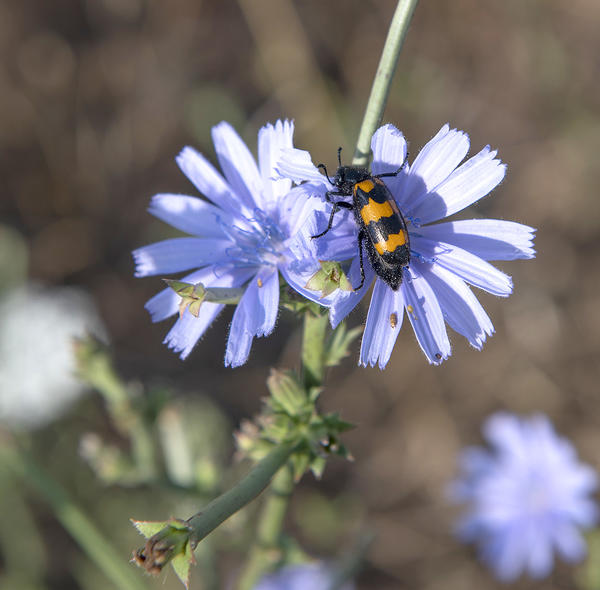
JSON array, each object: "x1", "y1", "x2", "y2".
[
  {"x1": 134, "y1": 120, "x2": 326, "y2": 366},
  {"x1": 253, "y1": 563, "x2": 354, "y2": 590},
  {"x1": 450, "y1": 412, "x2": 598, "y2": 581},
  {"x1": 277, "y1": 124, "x2": 535, "y2": 367}
]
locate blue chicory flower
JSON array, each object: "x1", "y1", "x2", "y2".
[
  {"x1": 450, "y1": 412, "x2": 598, "y2": 581},
  {"x1": 253, "y1": 562, "x2": 354, "y2": 590},
  {"x1": 276, "y1": 124, "x2": 536, "y2": 367},
  {"x1": 133, "y1": 120, "x2": 326, "y2": 366}
]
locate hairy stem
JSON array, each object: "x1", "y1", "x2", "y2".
[
  {"x1": 301, "y1": 309, "x2": 329, "y2": 390},
  {"x1": 185, "y1": 441, "x2": 298, "y2": 543},
  {"x1": 236, "y1": 464, "x2": 295, "y2": 590}
]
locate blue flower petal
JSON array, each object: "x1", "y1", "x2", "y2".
[
  {"x1": 412, "y1": 235, "x2": 513, "y2": 297},
  {"x1": 280, "y1": 266, "x2": 337, "y2": 307},
  {"x1": 275, "y1": 147, "x2": 330, "y2": 185},
  {"x1": 176, "y1": 146, "x2": 243, "y2": 216},
  {"x1": 163, "y1": 302, "x2": 224, "y2": 360},
  {"x1": 254, "y1": 562, "x2": 354, "y2": 590},
  {"x1": 551, "y1": 521, "x2": 586, "y2": 562},
  {"x1": 483, "y1": 412, "x2": 524, "y2": 454},
  {"x1": 280, "y1": 211, "x2": 340, "y2": 307},
  {"x1": 133, "y1": 238, "x2": 230, "y2": 277},
  {"x1": 489, "y1": 524, "x2": 529, "y2": 581},
  {"x1": 359, "y1": 278, "x2": 404, "y2": 368},
  {"x1": 370, "y1": 124, "x2": 407, "y2": 176},
  {"x1": 258, "y1": 120, "x2": 294, "y2": 207},
  {"x1": 212, "y1": 121, "x2": 263, "y2": 211},
  {"x1": 280, "y1": 190, "x2": 328, "y2": 242},
  {"x1": 289, "y1": 195, "x2": 357, "y2": 262},
  {"x1": 419, "y1": 219, "x2": 536, "y2": 261},
  {"x1": 329, "y1": 256, "x2": 375, "y2": 328},
  {"x1": 283, "y1": 207, "x2": 356, "y2": 305},
  {"x1": 401, "y1": 265, "x2": 451, "y2": 364},
  {"x1": 402, "y1": 124, "x2": 470, "y2": 213},
  {"x1": 525, "y1": 522, "x2": 554, "y2": 578},
  {"x1": 410, "y1": 145, "x2": 506, "y2": 225},
  {"x1": 370, "y1": 124, "x2": 409, "y2": 205},
  {"x1": 148, "y1": 194, "x2": 226, "y2": 239},
  {"x1": 254, "y1": 269, "x2": 279, "y2": 337},
  {"x1": 224, "y1": 270, "x2": 279, "y2": 367},
  {"x1": 152, "y1": 265, "x2": 256, "y2": 358},
  {"x1": 420, "y1": 263, "x2": 493, "y2": 349}
]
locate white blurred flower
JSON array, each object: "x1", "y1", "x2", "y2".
[{"x1": 0, "y1": 284, "x2": 106, "y2": 429}]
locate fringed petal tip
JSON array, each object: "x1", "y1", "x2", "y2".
[{"x1": 275, "y1": 147, "x2": 328, "y2": 185}]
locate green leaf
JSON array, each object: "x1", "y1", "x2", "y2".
[
  {"x1": 324, "y1": 323, "x2": 363, "y2": 368},
  {"x1": 131, "y1": 519, "x2": 169, "y2": 539},
  {"x1": 171, "y1": 542, "x2": 194, "y2": 589}
]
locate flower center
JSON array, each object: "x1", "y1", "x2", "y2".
[
  {"x1": 523, "y1": 472, "x2": 552, "y2": 516},
  {"x1": 220, "y1": 209, "x2": 286, "y2": 268}
]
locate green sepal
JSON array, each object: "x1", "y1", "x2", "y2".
[
  {"x1": 171, "y1": 543, "x2": 195, "y2": 589},
  {"x1": 131, "y1": 519, "x2": 170, "y2": 538},
  {"x1": 305, "y1": 261, "x2": 354, "y2": 298},
  {"x1": 319, "y1": 413, "x2": 355, "y2": 434},
  {"x1": 309, "y1": 455, "x2": 327, "y2": 480},
  {"x1": 131, "y1": 518, "x2": 193, "y2": 584},
  {"x1": 266, "y1": 370, "x2": 310, "y2": 417},
  {"x1": 235, "y1": 368, "x2": 356, "y2": 484},
  {"x1": 290, "y1": 450, "x2": 311, "y2": 482},
  {"x1": 307, "y1": 387, "x2": 322, "y2": 404},
  {"x1": 163, "y1": 279, "x2": 245, "y2": 318}
]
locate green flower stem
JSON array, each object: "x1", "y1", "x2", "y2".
[
  {"x1": 352, "y1": 0, "x2": 419, "y2": 166},
  {"x1": 237, "y1": 309, "x2": 329, "y2": 588},
  {"x1": 236, "y1": 464, "x2": 294, "y2": 590},
  {"x1": 2, "y1": 445, "x2": 147, "y2": 590},
  {"x1": 186, "y1": 441, "x2": 298, "y2": 544},
  {"x1": 301, "y1": 309, "x2": 329, "y2": 389}
]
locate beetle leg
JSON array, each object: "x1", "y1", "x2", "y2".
[
  {"x1": 311, "y1": 201, "x2": 353, "y2": 239},
  {"x1": 323, "y1": 189, "x2": 345, "y2": 203}
]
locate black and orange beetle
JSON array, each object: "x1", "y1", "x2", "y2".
[{"x1": 312, "y1": 149, "x2": 410, "y2": 291}]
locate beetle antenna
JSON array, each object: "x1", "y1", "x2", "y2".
[
  {"x1": 317, "y1": 163, "x2": 333, "y2": 184},
  {"x1": 337, "y1": 146, "x2": 343, "y2": 167}
]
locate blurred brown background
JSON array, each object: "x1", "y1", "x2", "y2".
[{"x1": 1, "y1": 0, "x2": 600, "y2": 588}]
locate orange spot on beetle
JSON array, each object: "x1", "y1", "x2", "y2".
[
  {"x1": 360, "y1": 199, "x2": 394, "y2": 225},
  {"x1": 373, "y1": 231, "x2": 407, "y2": 255},
  {"x1": 355, "y1": 179, "x2": 375, "y2": 193}
]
